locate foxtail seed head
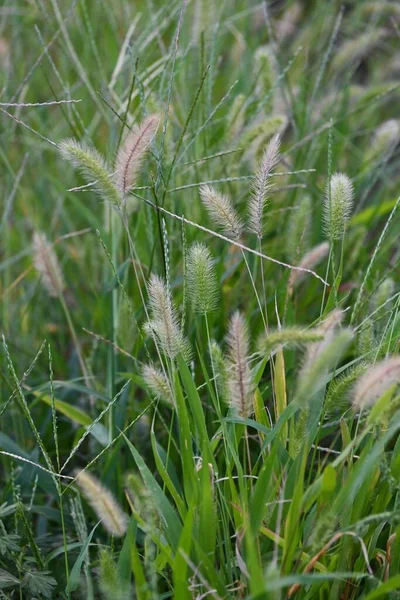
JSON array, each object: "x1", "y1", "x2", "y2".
[
  {"x1": 323, "y1": 173, "x2": 354, "y2": 242},
  {"x1": 74, "y1": 470, "x2": 128, "y2": 537}
]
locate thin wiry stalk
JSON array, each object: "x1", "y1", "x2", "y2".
[{"x1": 142, "y1": 198, "x2": 328, "y2": 284}]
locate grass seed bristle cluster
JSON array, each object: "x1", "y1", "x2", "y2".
[
  {"x1": 59, "y1": 139, "x2": 121, "y2": 206},
  {"x1": 200, "y1": 184, "x2": 243, "y2": 239},
  {"x1": 115, "y1": 114, "x2": 160, "y2": 199},
  {"x1": 352, "y1": 357, "x2": 400, "y2": 410},
  {"x1": 248, "y1": 134, "x2": 281, "y2": 238},
  {"x1": 226, "y1": 311, "x2": 253, "y2": 417},
  {"x1": 74, "y1": 470, "x2": 128, "y2": 537},
  {"x1": 145, "y1": 274, "x2": 191, "y2": 361},
  {"x1": 4, "y1": 2, "x2": 400, "y2": 598},
  {"x1": 186, "y1": 242, "x2": 219, "y2": 313},
  {"x1": 33, "y1": 232, "x2": 65, "y2": 297},
  {"x1": 142, "y1": 363, "x2": 173, "y2": 405},
  {"x1": 323, "y1": 173, "x2": 354, "y2": 242}
]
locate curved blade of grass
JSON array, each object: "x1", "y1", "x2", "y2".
[{"x1": 123, "y1": 433, "x2": 182, "y2": 550}]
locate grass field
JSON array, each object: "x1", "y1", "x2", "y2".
[{"x1": 2, "y1": 0, "x2": 400, "y2": 598}]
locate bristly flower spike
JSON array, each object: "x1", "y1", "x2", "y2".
[
  {"x1": 115, "y1": 114, "x2": 160, "y2": 201},
  {"x1": 142, "y1": 364, "x2": 174, "y2": 406},
  {"x1": 186, "y1": 243, "x2": 219, "y2": 314},
  {"x1": 226, "y1": 311, "x2": 253, "y2": 418},
  {"x1": 352, "y1": 356, "x2": 400, "y2": 410},
  {"x1": 200, "y1": 184, "x2": 244, "y2": 239},
  {"x1": 59, "y1": 139, "x2": 121, "y2": 207},
  {"x1": 74, "y1": 470, "x2": 128, "y2": 537},
  {"x1": 33, "y1": 232, "x2": 65, "y2": 297},
  {"x1": 248, "y1": 134, "x2": 281, "y2": 238},
  {"x1": 323, "y1": 172, "x2": 354, "y2": 242},
  {"x1": 145, "y1": 274, "x2": 191, "y2": 362}
]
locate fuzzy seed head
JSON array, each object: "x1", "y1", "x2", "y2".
[
  {"x1": 352, "y1": 357, "x2": 400, "y2": 410},
  {"x1": 248, "y1": 134, "x2": 281, "y2": 238},
  {"x1": 241, "y1": 115, "x2": 287, "y2": 165},
  {"x1": 289, "y1": 241, "x2": 329, "y2": 287},
  {"x1": 186, "y1": 243, "x2": 219, "y2": 314},
  {"x1": 74, "y1": 470, "x2": 128, "y2": 537},
  {"x1": 332, "y1": 30, "x2": 385, "y2": 72},
  {"x1": 146, "y1": 274, "x2": 191, "y2": 361},
  {"x1": 257, "y1": 327, "x2": 323, "y2": 356},
  {"x1": 296, "y1": 327, "x2": 353, "y2": 405},
  {"x1": 323, "y1": 173, "x2": 354, "y2": 242},
  {"x1": 370, "y1": 119, "x2": 400, "y2": 159},
  {"x1": 254, "y1": 46, "x2": 276, "y2": 99},
  {"x1": 115, "y1": 114, "x2": 160, "y2": 199},
  {"x1": 200, "y1": 184, "x2": 244, "y2": 239},
  {"x1": 33, "y1": 233, "x2": 65, "y2": 297},
  {"x1": 226, "y1": 312, "x2": 253, "y2": 418},
  {"x1": 142, "y1": 364, "x2": 173, "y2": 405},
  {"x1": 59, "y1": 139, "x2": 121, "y2": 206}
]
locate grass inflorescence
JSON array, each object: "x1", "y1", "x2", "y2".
[{"x1": 1, "y1": 1, "x2": 400, "y2": 599}]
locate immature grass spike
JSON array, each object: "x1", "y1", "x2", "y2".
[
  {"x1": 304, "y1": 309, "x2": 344, "y2": 366},
  {"x1": 186, "y1": 243, "x2": 219, "y2": 313},
  {"x1": 257, "y1": 327, "x2": 323, "y2": 355},
  {"x1": 323, "y1": 173, "x2": 354, "y2": 242},
  {"x1": 368, "y1": 119, "x2": 400, "y2": 161},
  {"x1": 352, "y1": 357, "x2": 400, "y2": 410},
  {"x1": 249, "y1": 134, "x2": 281, "y2": 238},
  {"x1": 146, "y1": 274, "x2": 191, "y2": 361},
  {"x1": 200, "y1": 184, "x2": 243, "y2": 239},
  {"x1": 226, "y1": 312, "x2": 253, "y2": 418},
  {"x1": 33, "y1": 233, "x2": 65, "y2": 297},
  {"x1": 142, "y1": 364, "x2": 173, "y2": 405},
  {"x1": 115, "y1": 114, "x2": 160, "y2": 200},
  {"x1": 59, "y1": 139, "x2": 121, "y2": 206},
  {"x1": 254, "y1": 46, "x2": 276, "y2": 107},
  {"x1": 74, "y1": 470, "x2": 128, "y2": 537}
]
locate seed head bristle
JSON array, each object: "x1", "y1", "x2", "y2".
[
  {"x1": 226, "y1": 311, "x2": 253, "y2": 418},
  {"x1": 323, "y1": 172, "x2": 354, "y2": 242},
  {"x1": 74, "y1": 470, "x2": 128, "y2": 537},
  {"x1": 257, "y1": 327, "x2": 324, "y2": 355},
  {"x1": 115, "y1": 114, "x2": 160, "y2": 200},
  {"x1": 200, "y1": 184, "x2": 243, "y2": 239},
  {"x1": 146, "y1": 274, "x2": 191, "y2": 361},
  {"x1": 186, "y1": 243, "x2": 219, "y2": 314},
  {"x1": 59, "y1": 139, "x2": 121, "y2": 206},
  {"x1": 352, "y1": 356, "x2": 400, "y2": 410},
  {"x1": 33, "y1": 232, "x2": 65, "y2": 297},
  {"x1": 142, "y1": 364, "x2": 174, "y2": 405},
  {"x1": 248, "y1": 134, "x2": 281, "y2": 238}
]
